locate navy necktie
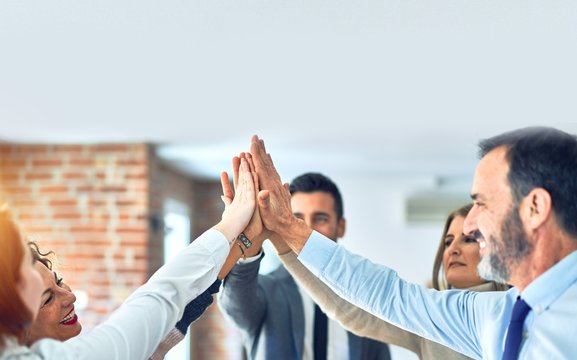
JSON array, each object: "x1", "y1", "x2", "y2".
[
  {"x1": 314, "y1": 304, "x2": 328, "y2": 360},
  {"x1": 502, "y1": 296, "x2": 532, "y2": 360}
]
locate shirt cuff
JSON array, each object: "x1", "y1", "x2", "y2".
[
  {"x1": 297, "y1": 230, "x2": 338, "y2": 277},
  {"x1": 237, "y1": 249, "x2": 264, "y2": 264}
]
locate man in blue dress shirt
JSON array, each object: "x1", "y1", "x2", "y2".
[{"x1": 248, "y1": 127, "x2": 577, "y2": 359}]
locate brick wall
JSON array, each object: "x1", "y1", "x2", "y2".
[
  {"x1": 0, "y1": 143, "x2": 150, "y2": 328},
  {"x1": 0, "y1": 143, "x2": 244, "y2": 359}
]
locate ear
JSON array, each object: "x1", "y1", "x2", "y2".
[
  {"x1": 337, "y1": 217, "x2": 346, "y2": 238},
  {"x1": 520, "y1": 188, "x2": 552, "y2": 231}
]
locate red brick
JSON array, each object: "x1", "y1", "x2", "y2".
[
  {"x1": 25, "y1": 173, "x2": 53, "y2": 181},
  {"x1": 61, "y1": 172, "x2": 87, "y2": 180},
  {"x1": 54, "y1": 145, "x2": 85, "y2": 153},
  {"x1": 93, "y1": 144, "x2": 133, "y2": 152},
  {"x1": 3, "y1": 186, "x2": 33, "y2": 194},
  {"x1": 53, "y1": 213, "x2": 82, "y2": 220},
  {"x1": 39, "y1": 186, "x2": 69, "y2": 194},
  {"x1": 101, "y1": 186, "x2": 127, "y2": 193},
  {"x1": 116, "y1": 226, "x2": 147, "y2": 233},
  {"x1": 49, "y1": 199, "x2": 78, "y2": 207},
  {"x1": 2, "y1": 159, "x2": 27, "y2": 167},
  {"x1": 69, "y1": 158, "x2": 95, "y2": 166},
  {"x1": 32, "y1": 159, "x2": 63, "y2": 167},
  {"x1": 116, "y1": 159, "x2": 146, "y2": 166}
]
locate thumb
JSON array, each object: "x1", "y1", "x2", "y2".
[
  {"x1": 221, "y1": 195, "x2": 232, "y2": 206},
  {"x1": 257, "y1": 190, "x2": 270, "y2": 209}
]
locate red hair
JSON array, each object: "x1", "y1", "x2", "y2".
[{"x1": 0, "y1": 207, "x2": 34, "y2": 346}]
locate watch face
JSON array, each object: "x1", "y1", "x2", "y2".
[{"x1": 238, "y1": 233, "x2": 252, "y2": 248}]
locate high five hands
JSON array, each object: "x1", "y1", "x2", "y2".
[{"x1": 219, "y1": 136, "x2": 312, "y2": 257}]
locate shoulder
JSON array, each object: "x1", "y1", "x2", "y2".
[{"x1": 1, "y1": 338, "x2": 73, "y2": 360}]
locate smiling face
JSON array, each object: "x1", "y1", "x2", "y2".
[
  {"x1": 442, "y1": 215, "x2": 485, "y2": 289},
  {"x1": 464, "y1": 146, "x2": 533, "y2": 285},
  {"x1": 25, "y1": 263, "x2": 81, "y2": 344}
]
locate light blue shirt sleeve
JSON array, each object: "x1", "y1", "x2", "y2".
[
  {"x1": 299, "y1": 232, "x2": 577, "y2": 360},
  {"x1": 298, "y1": 231, "x2": 510, "y2": 360}
]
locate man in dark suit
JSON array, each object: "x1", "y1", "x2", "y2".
[{"x1": 219, "y1": 172, "x2": 391, "y2": 360}]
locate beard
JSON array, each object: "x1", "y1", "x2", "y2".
[{"x1": 477, "y1": 205, "x2": 534, "y2": 283}]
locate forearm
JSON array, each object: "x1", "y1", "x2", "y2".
[
  {"x1": 218, "y1": 258, "x2": 266, "y2": 336},
  {"x1": 218, "y1": 228, "x2": 264, "y2": 279},
  {"x1": 279, "y1": 252, "x2": 422, "y2": 353},
  {"x1": 298, "y1": 231, "x2": 483, "y2": 359},
  {"x1": 66, "y1": 229, "x2": 229, "y2": 360}
]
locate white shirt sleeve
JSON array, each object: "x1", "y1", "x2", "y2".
[{"x1": 22, "y1": 228, "x2": 230, "y2": 360}]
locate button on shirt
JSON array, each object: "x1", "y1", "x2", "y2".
[{"x1": 298, "y1": 231, "x2": 577, "y2": 360}]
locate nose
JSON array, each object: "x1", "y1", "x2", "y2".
[
  {"x1": 447, "y1": 240, "x2": 461, "y2": 255},
  {"x1": 58, "y1": 286, "x2": 77, "y2": 307}
]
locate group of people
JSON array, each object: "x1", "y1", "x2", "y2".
[{"x1": 1, "y1": 126, "x2": 576, "y2": 359}]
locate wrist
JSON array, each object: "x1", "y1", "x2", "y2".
[
  {"x1": 212, "y1": 221, "x2": 241, "y2": 246},
  {"x1": 279, "y1": 218, "x2": 312, "y2": 254}
]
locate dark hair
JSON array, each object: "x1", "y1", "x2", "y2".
[
  {"x1": 289, "y1": 172, "x2": 344, "y2": 220},
  {"x1": 479, "y1": 126, "x2": 577, "y2": 238},
  {"x1": 28, "y1": 241, "x2": 54, "y2": 271}
]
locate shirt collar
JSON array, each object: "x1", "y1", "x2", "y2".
[{"x1": 521, "y1": 249, "x2": 577, "y2": 314}]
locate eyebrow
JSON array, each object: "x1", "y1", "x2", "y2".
[{"x1": 293, "y1": 212, "x2": 331, "y2": 217}]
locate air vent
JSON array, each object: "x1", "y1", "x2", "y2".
[{"x1": 406, "y1": 193, "x2": 471, "y2": 224}]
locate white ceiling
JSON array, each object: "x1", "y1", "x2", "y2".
[{"x1": 1, "y1": 0, "x2": 577, "y2": 186}]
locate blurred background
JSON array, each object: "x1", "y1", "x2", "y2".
[{"x1": 1, "y1": 0, "x2": 577, "y2": 359}]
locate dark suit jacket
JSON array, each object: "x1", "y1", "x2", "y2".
[{"x1": 218, "y1": 253, "x2": 391, "y2": 360}]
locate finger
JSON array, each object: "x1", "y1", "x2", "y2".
[
  {"x1": 267, "y1": 153, "x2": 282, "y2": 181},
  {"x1": 220, "y1": 171, "x2": 234, "y2": 200},
  {"x1": 232, "y1": 156, "x2": 240, "y2": 190},
  {"x1": 220, "y1": 195, "x2": 232, "y2": 206},
  {"x1": 238, "y1": 158, "x2": 252, "y2": 196},
  {"x1": 244, "y1": 154, "x2": 259, "y2": 190},
  {"x1": 257, "y1": 190, "x2": 270, "y2": 209}
]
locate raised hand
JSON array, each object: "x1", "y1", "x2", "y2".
[
  {"x1": 250, "y1": 135, "x2": 312, "y2": 253},
  {"x1": 213, "y1": 157, "x2": 256, "y2": 243},
  {"x1": 221, "y1": 153, "x2": 268, "y2": 245}
]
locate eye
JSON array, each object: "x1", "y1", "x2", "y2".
[
  {"x1": 444, "y1": 238, "x2": 453, "y2": 247},
  {"x1": 42, "y1": 293, "x2": 53, "y2": 307},
  {"x1": 314, "y1": 215, "x2": 329, "y2": 223},
  {"x1": 464, "y1": 236, "x2": 477, "y2": 244}
]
